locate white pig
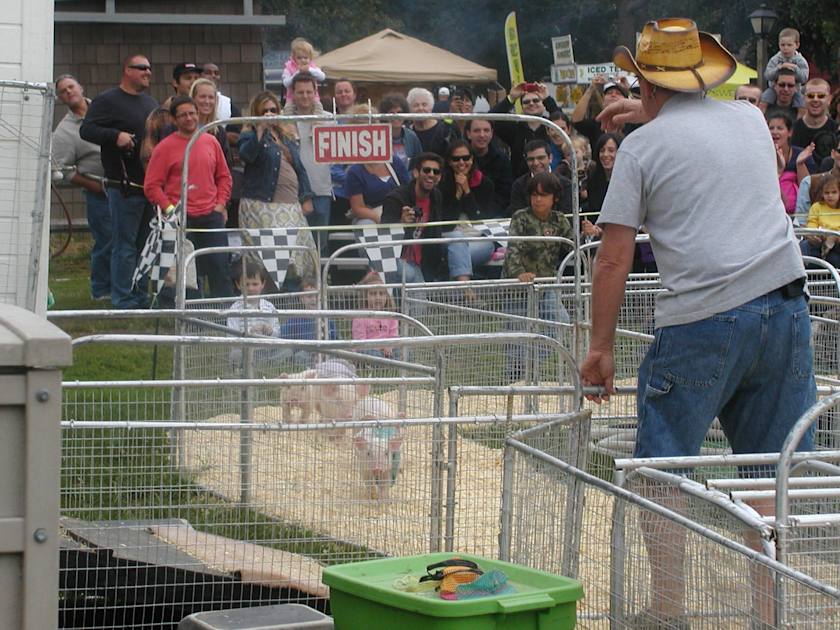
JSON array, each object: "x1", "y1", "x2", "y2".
[
  {"x1": 278, "y1": 369, "x2": 318, "y2": 423},
  {"x1": 315, "y1": 360, "x2": 369, "y2": 440},
  {"x1": 352, "y1": 397, "x2": 403, "y2": 500}
]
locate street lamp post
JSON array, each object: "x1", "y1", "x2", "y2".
[{"x1": 749, "y1": 5, "x2": 778, "y2": 91}]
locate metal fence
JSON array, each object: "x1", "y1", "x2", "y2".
[
  {"x1": 504, "y1": 416, "x2": 840, "y2": 629},
  {"x1": 0, "y1": 79, "x2": 53, "y2": 311}
]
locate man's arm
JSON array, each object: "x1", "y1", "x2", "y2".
[
  {"x1": 79, "y1": 96, "x2": 120, "y2": 147},
  {"x1": 596, "y1": 99, "x2": 650, "y2": 134},
  {"x1": 142, "y1": 145, "x2": 171, "y2": 209},
  {"x1": 213, "y1": 141, "x2": 233, "y2": 208},
  {"x1": 580, "y1": 223, "x2": 637, "y2": 402}
]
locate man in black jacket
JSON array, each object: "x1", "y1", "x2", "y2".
[
  {"x1": 80, "y1": 53, "x2": 158, "y2": 308},
  {"x1": 508, "y1": 140, "x2": 572, "y2": 217},
  {"x1": 489, "y1": 82, "x2": 559, "y2": 177},
  {"x1": 380, "y1": 152, "x2": 447, "y2": 283},
  {"x1": 466, "y1": 119, "x2": 513, "y2": 212}
]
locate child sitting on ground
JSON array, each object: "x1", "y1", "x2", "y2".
[
  {"x1": 226, "y1": 257, "x2": 279, "y2": 337},
  {"x1": 803, "y1": 173, "x2": 840, "y2": 268},
  {"x1": 761, "y1": 27, "x2": 809, "y2": 111},
  {"x1": 226, "y1": 257, "x2": 281, "y2": 373},
  {"x1": 278, "y1": 276, "x2": 337, "y2": 369},
  {"x1": 282, "y1": 37, "x2": 326, "y2": 97},
  {"x1": 352, "y1": 271, "x2": 398, "y2": 358}
]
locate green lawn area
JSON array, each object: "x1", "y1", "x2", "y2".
[{"x1": 51, "y1": 233, "x2": 367, "y2": 564}]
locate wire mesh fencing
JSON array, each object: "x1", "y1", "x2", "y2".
[
  {"x1": 504, "y1": 419, "x2": 840, "y2": 629},
  {"x1": 0, "y1": 80, "x2": 53, "y2": 310},
  {"x1": 57, "y1": 327, "x2": 581, "y2": 628}
]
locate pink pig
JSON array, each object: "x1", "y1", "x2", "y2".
[{"x1": 352, "y1": 397, "x2": 403, "y2": 500}]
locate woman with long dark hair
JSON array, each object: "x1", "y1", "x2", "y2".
[{"x1": 439, "y1": 139, "x2": 498, "y2": 281}]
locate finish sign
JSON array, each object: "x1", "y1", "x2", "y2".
[{"x1": 313, "y1": 124, "x2": 392, "y2": 164}]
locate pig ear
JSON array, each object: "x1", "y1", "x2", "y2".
[{"x1": 352, "y1": 434, "x2": 367, "y2": 450}]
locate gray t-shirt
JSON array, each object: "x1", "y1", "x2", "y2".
[
  {"x1": 598, "y1": 93, "x2": 804, "y2": 328},
  {"x1": 52, "y1": 106, "x2": 104, "y2": 181}
]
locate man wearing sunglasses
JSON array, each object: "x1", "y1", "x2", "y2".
[
  {"x1": 489, "y1": 81, "x2": 559, "y2": 178},
  {"x1": 381, "y1": 152, "x2": 448, "y2": 283},
  {"x1": 81, "y1": 54, "x2": 158, "y2": 309},
  {"x1": 759, "y1": 67, "x2": 804, "y2": 120},
  {"x1": 734, "y1": 84, "x2": 761, "y2": 107},
  {"x1": 792, "y1": 78, "x2": 837, "y2": 164}
]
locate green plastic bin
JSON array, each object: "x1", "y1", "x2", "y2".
[{"x1": 322, "y1": 553, "x2": 583, "y2": 630}]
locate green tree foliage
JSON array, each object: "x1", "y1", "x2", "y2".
[
  {"x1": 773, "y1": 0, "x2": 840, "y2": 78},
  {"x1": 264, "y1": 0, "x2": 838, "y2": 84}
]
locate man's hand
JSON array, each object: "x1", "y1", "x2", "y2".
[
  {"x1": 517, "y1": 272, "x2": 536, "y2": 283},
  {"x1": 116, "y1": 132, "x2": 135, "y2": 150},
  {"x1": 301, "y1": 199, "x2": 313, "y2": 215},
  {"x1": 509, "y1": 83, "x2": 526, "y2": 101},
  {"x1": 582, "y1": 219, "x2": 602, "y2": 238},
  {"x1": 214, "y1": 204, "x2": 228, "y2": 223},
  {"x1": 400, "y1": 205, "x2": 416, "y2": 223},
  {"x1": 590, "y1": 74, "x2": 608, "y2": 90},
  {"x1": 536, "y1": 83, "x2": 550, "y2": 100},
  {"x1": 596, "y1": 99, "x2": 648, "y2": 133},
  {"x1": 580, "y1": 349, "x2": 615, "y2": 403}
]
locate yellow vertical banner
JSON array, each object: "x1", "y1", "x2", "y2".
[{"x1": 504, "y1": 11, "x2": 525, "y2": 114}]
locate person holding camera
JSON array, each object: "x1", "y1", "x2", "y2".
[
  {"x1": 81, "y1": 53, "x2": 158, "y2": 309},
  {"x1": 380, "y1": 152, "x2": 449, "y2": 284},
  {"x1": 489, "y1": 81, "x2": 560, "y2": 178},
  {"x1": 571, "y1": 74, "x2": 636, "y2": 151}
]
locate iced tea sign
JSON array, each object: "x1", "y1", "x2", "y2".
[{"x1": 313, "y1": 124, "x2": 392, "y2": 164}]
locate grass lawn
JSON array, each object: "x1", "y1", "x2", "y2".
[{"x1": 51, "y1": 233, "x2": 365, "y2": 564}]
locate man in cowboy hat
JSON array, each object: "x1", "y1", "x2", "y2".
[{"x1": 580, "y1": 18, "x2": 814, "y2": 629}]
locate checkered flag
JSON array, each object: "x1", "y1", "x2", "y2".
[
  {"x1": 477, "y1": 219, "x2": 509, "y2": 239},
  {"x1": 355, "y1": 225, "x2": 404, "y2": 280},
  {"x1": 133, "y1": 206, "x2": 179, "y2": 297},
  {"x1": 244, "y1": 228, "x2": 298, "y2": 288}
]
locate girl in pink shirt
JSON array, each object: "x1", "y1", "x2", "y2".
[{"x1": 352, "y1": 271, "x2": 398, "y2": 358}]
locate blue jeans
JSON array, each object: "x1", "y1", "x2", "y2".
[
  {"x1": 635, "y1": 290, "x2": 816, "y2": 461},
  {"x1": 85, "y1": 190, "x2": 112, "y2": 298},
  {"x1": 187, "y1": 211, "x2": 233, "y2": 298},
  {"x1": 306, "y1": 195, "x2": 331, "y2": 257},
  {"x1": 505, "y1": 289, "x2": 570, "y2": 381},
  {"x1": 444, "y1": 230, "x2": 496, "y2": 279},
  {"x1": 108, "y1": 189, "x2": 149, "y2": 308}
]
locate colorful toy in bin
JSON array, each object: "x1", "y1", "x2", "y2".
[{"x1": 323, "y1": 552, "x2": 584, "y2": 629}]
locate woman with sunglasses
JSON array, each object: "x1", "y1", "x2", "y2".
[
  {"x1": 439, "y1": 140, "x2": 499, "y2": 283},
  {"x1": 237, "y1": 90, "x2": 318, "y2": 287}
]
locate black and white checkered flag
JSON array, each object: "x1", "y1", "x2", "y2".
[
  {"x1": 133, "y1": 207, "x2": 179, "y2": 297},
  {"x1": 477, "y1": 220, "x2": 509, "y2": 239},
  {"x1": 355, "y1": 225, "x2": 404, "y2": 280},
  {"x1": 244, "y1": 228, "x2": 298, "y2": 288}
]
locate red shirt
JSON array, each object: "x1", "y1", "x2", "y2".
[
  {"x1": 144, "y1": 132, "x2": 232, "y2": 217},
  {"x1": 403, "y1": 196, "x2": 430, "y2": 266}
]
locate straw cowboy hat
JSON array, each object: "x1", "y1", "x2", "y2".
[{"x1": 613, "y1": 18, "x2": 736, "y2": 93}]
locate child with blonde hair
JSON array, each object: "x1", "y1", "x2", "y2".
[
  {"x1": 803, "y1": 173, "x2": 840, "y2": 267},
  {"x1": 761, "y1": 27, "x2": 809, "y2": 110},
  {"x1": 352, "y1": 271, "x2": 398, "y2": 358},
  {"x1": 282, "y1": 37, "x2": 326, "y2": 95}
]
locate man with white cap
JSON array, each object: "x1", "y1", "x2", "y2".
[
  {"x1": 433, "y1": 86, "x2": 451, "y2": 113},
  {"x1": 580, "y1": 18, "x2": 814, "y2": 629}
]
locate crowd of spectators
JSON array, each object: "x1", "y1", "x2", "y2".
[{"x1": 50, "y1": 30, "x2": 840, "y2": 312}]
